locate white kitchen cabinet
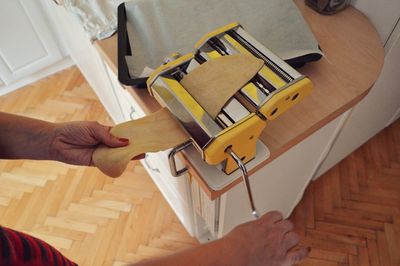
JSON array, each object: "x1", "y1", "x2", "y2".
[
  {"x1": 45, "y1": 3, "x2": 125, "y2": 123},
  {"x1": 101, "y1": 65, "x2": 196, "y2": 233},
  {"x1": 385, "y1": 18, "x2": 400, "y2": 55},
  {"x1": 142, "y1": 152, "x2": 195, "y2": 236},
  {"x1": 105, "y1": 59, "x2": 195, "y2": 234},
  {"x1": 316, "y1": 24, "x2": 400, "y2": 177},
  {"x1": 215, "y1": 113, "x2": 347, "y2": 236},
  {"x1": 0, "y1": 0, "x2": 63, "y2": 85},
  {"x1": 44, "y1": 1, "x2": 197, "y2": 236},
  {"x1": 389, "y1": 107, "x2": 400, "y2": 125},
  {"x1": 102, "y1": 63, "x2": 146, "y2": 121},
  {"x1": 352, "y1": 0, "x2": 400, "y2": 50},
  {"x1": 179, "y1": 113, "x2": 347, "y2": 239},
  {"x1": 188, "y1": 113, "x2": 350, "y2": 238}
]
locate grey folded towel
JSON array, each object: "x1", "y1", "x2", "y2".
[{"x1": 124, "y1": 0, "x2": 322, "y2": 77}]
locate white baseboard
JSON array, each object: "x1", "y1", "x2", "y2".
[{"x1": 0, "y1": 57, "x2": 75, "y2": 96}]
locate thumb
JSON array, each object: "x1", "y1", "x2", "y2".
[
  {"x1": 283, "y1": 247, "x2": 310, "y2": 266},
  {"x1": 92, "y1": 123, "x2": 129, "y2": 148}
]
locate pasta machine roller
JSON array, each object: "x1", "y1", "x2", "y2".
[{"x1": 146, "y1": 22, "x2": 313, "y2": 218}]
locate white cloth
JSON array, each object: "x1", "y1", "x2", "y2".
[{"x1": 63, "y1": 0, "x2": 124, "y2": 41}]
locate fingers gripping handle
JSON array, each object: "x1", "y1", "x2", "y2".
[{"x1": 227, "y1": 148, "x2": 259, "y2": 219}]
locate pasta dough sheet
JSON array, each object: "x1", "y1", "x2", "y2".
[
  {"x1": 181, "y1": 55, "x2": 264, "y2": 118},
  {"x1": 93, "y1": 108, "x2": 190, "y2": 177},
  {"x1": 94, "y1": 55, "x2": 263, "y2": 177}
]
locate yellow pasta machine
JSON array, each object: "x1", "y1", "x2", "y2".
[{"x1": 146, "y1": 22, "x2": 313, "y2": 218}]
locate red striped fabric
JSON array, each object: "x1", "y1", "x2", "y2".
[{"x1": 0, "y1": 226, "x2": 77, "y2": 266}]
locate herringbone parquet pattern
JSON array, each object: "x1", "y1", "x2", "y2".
[
  {"x1": 292, "y1": 119, "x2": 400, "y2": 266},
  {"x1": 0, "y1": 67, "x2": 198, "y2": 266}
]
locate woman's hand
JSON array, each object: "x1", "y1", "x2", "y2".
[
  {"x1": 49, "y1": 121, "x2": 143, "y2": 166},
  {"x1": 0, "y1": 112, "x2": 143, "y2": 168},
  {"x1": 221, "y1": 211, "x2": 309, "y2": 266},
  {"x1": 132, "y1": 211, "x2": 309, "y2": 266}
]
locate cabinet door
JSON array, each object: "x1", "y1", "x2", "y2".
[
  {"x1": 141, "y1": 152, "x2": 195, "y2": 236},
  {"x1": 218, "y1": 113, "x2": 346, "y2": 236},
  {"x1": 389, "y1": 107, "x2": 400, "y2": 125},
  {"x1": 48, "y1": 4, "x2": 125, "y2": 123},
  {"x1": 103, "y1": 63, "x2": 146, "y2": 122},
  {"x1": 0, "y1": 0, "x2": 62, "y2": 85},
  {"x1": 316, "y1": 27, "x2": 400, "y2": 177}
]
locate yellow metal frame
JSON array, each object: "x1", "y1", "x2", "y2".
[
  {"x1": 241, "y1": 83, "x2": 262, "y2": 103},
  {"x1": 147, "y1": 53, "x2": 194, "y2": 96},
  {"x1": 160, "y1": 77, "x2": 212, "y2": 131},
  {"x1": 206, "y1": 50, "x2": 222, "y2": 59},
  {"x1": 147, "y1": 23, "x2": 314, "y2": 174},
  {"x1": 194, "y1": 22, "x2": 240, "y2": 49},
  {"x1": 224, "y1": 34, "x2": 285, "y2": 89},
  {"x1": 258, "y1": 78, "x2": 313, "y2": 120},
  {"x1": 204, "y1": 114, "x2": 266, "y2": 174}
]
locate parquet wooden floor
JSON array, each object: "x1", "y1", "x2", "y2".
[
  {"x1": 291, "y1": 119, "x2": 400, "y2": 266},
  {"x1": 0, "y1": 67, "x2": 198, "y2": 266},
  {"x1": 1, "y1": 66, "x2": 399, "y2": 266}
]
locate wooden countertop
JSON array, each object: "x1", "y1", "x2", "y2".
[{"x1": 94, "y1": 0, "x2": 384, "y2": 199}]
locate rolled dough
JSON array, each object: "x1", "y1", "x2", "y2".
[
  {"x1": 181, "y1": 55, "x2": 264, "y2": 118},
  {"x1": 93, "y1": 108, "x2": 190, "y2": 177}
]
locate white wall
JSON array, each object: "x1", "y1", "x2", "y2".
[{"x1": 351, "y1": 0, "x2": 400, "y2": 48}]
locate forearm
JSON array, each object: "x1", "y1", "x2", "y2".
[
  {"x1": 132, "y1": 238, "x2": 245, "y2": 266},
  {"x1": 0, "y1": 112, "x2": 55, "y2": 160}
]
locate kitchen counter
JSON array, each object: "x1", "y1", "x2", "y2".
[{"x1": 94, "y1": 0, "x2": 384, "y2": 199}]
